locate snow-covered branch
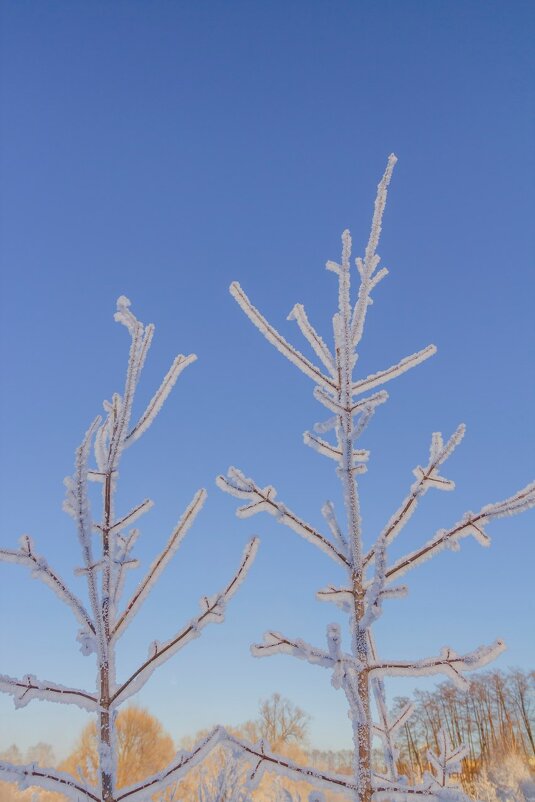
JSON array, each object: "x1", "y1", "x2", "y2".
[
  {"x1": 227, "y1": 732, "x2": 361, "y2": 795},
  {"x1": 251, "y1": 631, "x2": 336, "y2": 669},
  {"x1": 63, "y1": 416, "x2": 105, "y2": 657},
  {"x1": 217, "y1": 468, "x2": 349, "y2": 566},
  {"x1": 113, "y1": 488, "x2": 207, "y2": 640},
  {"x1": 370, "y1": 640, "x2": 505, "y2": 690},
  {"x1": 350, "y1": 153, "x2": 397, "y2": 348},
  {"x1": 115, "y1": 727, "x2": 228, "y2": 802},
  {"x1": 99, "y1": 498, "x2": 154, "y2": 536},
  {"x1": 351, "y1": 345, "x2": 436, "y2": 397},
  {"x1": 0, "y1": 536, "x2": 95, "y2": 637},
  {"x1": 385, "y1": 480, "x2": 535, "y2": 583},
  {"x1": 425, "y1": 728, "x2": 469, "y2": 790},
  {"x1": 229, "y1": 282, "x2": 338, "y2": 393},
  {"x1": 125, "y1": 353, "x2": 197, "y2": 445},
  {"x1": 316, "y1": 584, "x2": 353, "y2": 611},
  {"x1": 112, "y1": 537, "x2": 259, "y2": 704},
  {"x1": 364, "y1": 426, "x2": 464, "y2": 570},
  {"x1": 0, "y1": 761, "x2": 100, "y2": 801},
  {"x1": 367, "y1": 632, "x2": 406, "y2": 780},
  {"x1": 0, "y1": 673, "x2": 98, "y2": 711},
  {"x1": 288, "y1": 303, "x2": 337, "y2": 377}
]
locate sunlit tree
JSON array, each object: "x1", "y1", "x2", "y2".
[
  {"x1": 217, "y1": 156, "x2": 535, "y2": 801},
  {"x1": 0, "y1": 298, "x2": 258, "y2": 802}
]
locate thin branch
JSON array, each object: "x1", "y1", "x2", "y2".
[
  {"x1": 105, "y1": 498, "x2": 154, "y2": 535},
  {"x1": 113, "y1": 488, "x2": 207, "y2": 640},
  {"x1": 363, "y1": 425, "x2": 464, "y2": 569},
  {"x1": 287, "y1": 303, "x2": 337, "y2": 377},
  {"x1": 125, "y1": 353, "x2": 197, "y2": 445},
  {"x1": 230, "y1": 282, "x2": 338, "y2": 392},
  {"x1": 217, "y1": 468, "x2": 349, "y2": 567},
  {"x1": 63, "y1": 416, "x2": 104, "y2": 656},
  {"x1": 0, "y1": 539, "x2": 95, "y2": 636},
  {"x1": 0, "y1": 761, "x2": 100, "y2": 801},
  {"x1": 370, "y1": 640, "x2": 505, "y2": 690},
  {"x1": 116, "y1": 728, "x2": 227, "y2": 802},
  {"x1": 351, "y1": 344, "x2": 436, "y2": 397},
  {"x1": 251, "y1": 631, "x2": 335, "y2": 669},
  {"x1": 112, "y1": 537, "x2": 259, "y2": 704},
  {"x1": 351, "y1": 153, "x2": 397, "y2": 347},
  {"x1": 385, "y1": 481, "x2": 535, "y2": 583},
  {"x1": 0, "y1": 673, "x2": 98, "y2": 712}
]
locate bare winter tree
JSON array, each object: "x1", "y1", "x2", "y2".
[
  {"x1": 0, "y1": 297, "x2": 258, "y2": 802},
  {"x1": 217, "y1": 156, "x2": 535, "y2": 801}
]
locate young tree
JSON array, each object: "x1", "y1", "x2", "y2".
[
  {"x1": 217, "y1": 156, "x2": 535, "y2": 801},
  {"x1": 0, "y1": 297, "x2": 258, "y2": 802}
]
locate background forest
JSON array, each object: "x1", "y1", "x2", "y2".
[{"x1": 1, "y1": 670, "x2": 534, "y2": 801}]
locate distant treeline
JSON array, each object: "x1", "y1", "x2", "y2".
[
  {"x1": 307, "y1": 668, "x2": 534, "y2": 789},
  {"x1": 394, "y1": 668, "x2": 534, "y2": 782}
]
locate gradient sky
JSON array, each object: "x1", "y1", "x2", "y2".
[{"x1": 0, "y1": 1, "x2": 534, "y2": 761}]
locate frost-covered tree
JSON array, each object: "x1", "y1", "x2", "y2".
[
  {"x1": 217, "y1": 156, "x2": 535, "y2": 801},
  {"x1": 0, "y1": 297, "x2": 258, "y2": 802}
]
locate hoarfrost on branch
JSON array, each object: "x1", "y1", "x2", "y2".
[
  {"x1": 218, "y1": 155, "x2": 535, "y2": 802},
  {"x1": 0, "y1": 298, "x2": 258, "y2": 801}
]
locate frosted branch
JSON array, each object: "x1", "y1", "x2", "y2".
[
  {"x1": 363, "y1": 155, "x2": 397, "y2": 277},
  {"x1": 115, "y1": 728, "x2": 227, "y2": 802},
  {"x1": 304, "y1": 431, "x2": 368, "y2": 470},
  {"x1": 225, "y1": 730, "x2": 361, "y2": 794},
  {"x1": 230, "y1": 282, "x2": 338, "y2": 392},
  {"x1": 0, "y1": 761, "x2": 99, "y2": 801},
  {"x1": 351, "y1": 345, "x2": 436, "y2": 397},
  {"x1": 287, "y1": 303, "x2": 337, "y2": 377},
  {"x1": 321, "y1": 500, "x2": 348, "y2": 554},
  {"x1": 426, "y1": 728, "x2": 469, "y2": 789},
  {"x1": 105, "y1": 498, "x2": 154, "y2": 535},
  {"x1": 217, "y1": 468, "x2": 349, "y2": 566},
  {"x1": 370, "y1": 639, "x2": 505, "y2": 690},
  {"x1": 351, "y1": 154, "x2": 397, "y2": 347},
  {"x1": 113, "y1": 488, "x2": 207, "y2": 640},
  {"x1": 0, "y1": 673, "x2": 97, "y2": 711},
  {"x1": 111, "y1": 528, "x2": 141, "y2": 612},
  {"x1": 251, "y1": 631, "x2": 335, "y2": 669},
  {"x1": 385, "y1": 480, "x2": 535, "y2": 583},
  {"x1": 62, "y1": 417, "x2": 104, "y2": 655},
  {"x1": 303, "y1": 431, "x2": 343, "y2": 461},
  {"x1": 368, "y1": 631, "x2": 412, "y2": 780},
  {"x1": 0, "y1": 537, "x2": 95, "y2": 637},
  {"x1": 364, "y1": 425, "x2": 465, "y2": 569},
  {"x1": 361, "y1": 535, "x2": 388, "y2": 629},
  {"x1": 316, "y1": 584, "x2": 353, "y2": 612},
  {"x1": 125, "y1": 353, "x2": 197, "y2": 445},
  {"x1": 112, "y1": 537, "x2": 259, "y2": 704},
  {"x1": 116, "y1": 727, "x2": 360, "y2": 800}
]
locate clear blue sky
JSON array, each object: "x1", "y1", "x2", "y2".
[{"x1": 0, "y1": 1, "x2": 533, "y2": 760}]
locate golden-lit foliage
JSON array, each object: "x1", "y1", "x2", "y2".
[
  {"x1": 1, "y1": 679, "x2": 532, "y2": 801},
  {"x1": 60, "y1": 706, "x2": 175, "y2": 791}
]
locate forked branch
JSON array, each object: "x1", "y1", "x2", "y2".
[
  {"x1": 112, "y1": 537, "x2": 259, "y2": 704},
  {"x1": 385, "y1": 480, "x2": 535, "y2": 583},
  {"x1": 0, "y1": 762, "x2": 100, "y2": 801},
  {"x1": 0, "y1": 673, "x2": 98, "y2": 711},
  {"x1": 217, "y1": 468, "x2": 349, "y2": 566},
  {"x1": 229, "y1": 282, "x2": 338, "y2": 392},
  {"x1": 371, "y1": 640, "x2": 505, "y2": 689},
  {"x1": 113, "y1": 488, "x2": 207, "y2": 640},
  {"x1": 0, "y1": 538, "x2": 95, "y2": 636}
]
